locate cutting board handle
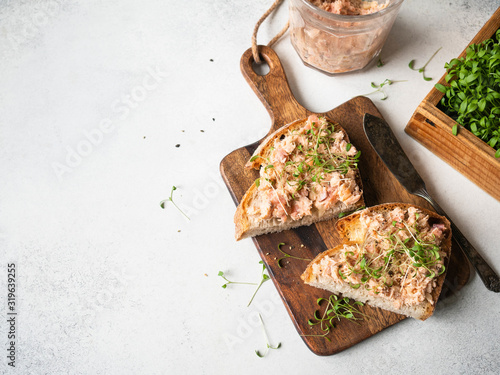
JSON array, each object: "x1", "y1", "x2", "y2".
[{"x1": 240, "y1": 45, "x2": 308, "y2": 132}]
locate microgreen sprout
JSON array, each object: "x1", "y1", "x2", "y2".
[
  {"x1": 217, "y1": 271, "x2": 257, "y2": 289},
  {"x1": 302, "y1": 295, "x2": 366, "y2": 341},
  {"x1": 247, "y1": 261, "x2": 271, "y2": 307},
  {"x1": 360, "y1": 79, "x2": 407, "y2": 100},
  {"x1": 409, "y1": 47, "x2": 442, "y2": 81},
  {"x1": 389, "y1": 222, "x2": 446, "y2": 279},
  {"x1": 218, "y1": 261, "x2": 271, "y2": 306},
  {"x1": 255, "y1": 313, "x2": 281, "y2": 358},
  {"x1": 160, "y1": 186, "x2": 190, "y2": 220},
  {"x1": 377, "y1": 58, "x2": 385, "y2": 67},
  {"x1": 277, "y1": 242, "x2": 312, "y2": 268}
]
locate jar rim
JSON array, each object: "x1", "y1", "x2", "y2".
[{"x1": 295, "y1": 0, "x2": 405, "y2": 21}]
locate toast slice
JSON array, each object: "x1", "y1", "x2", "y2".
[
  {"x1": 235, "y1": 115, "x2": 364, "y2": 240},
  {"x1": 302, "y1": 203, "x2": 452, "y2": 320}
]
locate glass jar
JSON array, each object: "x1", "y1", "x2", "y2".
[{"x1": 289, "y1": 0, "x2": 405, "y2": 75}]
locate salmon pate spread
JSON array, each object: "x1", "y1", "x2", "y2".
[
  {"x1": 309, "y1": 0, "x2": 388, "y2": 16},
  {"x1": 311, "y1": 206, "x2": 448, "y2": 308},
  {"x1": 247, "y1": 115, "x2": 362, "y2": 223}
]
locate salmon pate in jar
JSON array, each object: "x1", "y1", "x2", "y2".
[{"x1": 289, "y1": 0, "x2": 405, "y2": 74}]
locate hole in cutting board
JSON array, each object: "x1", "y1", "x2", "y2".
[{"x1": 252, "y1": 59, "x2": 270, "y2": 76}]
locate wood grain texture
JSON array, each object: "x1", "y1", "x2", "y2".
[
  {"x1": 220, "y1": 45, "x2": 470, "y2": 356},
  {"x1": 406, "y1": 7, "x2": 500, "y2": 201}
]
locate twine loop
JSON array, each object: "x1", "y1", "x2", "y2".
[{"x1": 252, "y1": 0, "x2": 290, "y2": 64}]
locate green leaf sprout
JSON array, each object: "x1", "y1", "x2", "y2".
[
  {"x1": 360, "y1": 79, "x2": 407, "y2": 100},
  {"x1": 160, "y1": 186, "x2": 190, "y2": 220},
  {"x1": 247, "y1": 261, "x2": 271, "y2": 307},
  {"x1": 277, "y1": 242, "x2": 312, "y2": 268},
  {"x1": 409, "y1": 47, "x2": 442, "y2": 81},
  {"x1": 255, "y1": 313, "x2": 281, "y2": 358},
  {"x1": 302, "y1": 294, "x2": 367, "y2": 341},
  {"x1": 217, "y1": 270, "x2": 258, "y2": 289},
  {"x1": 218, "y1": 261, "x2": 271, "y2": 307}
]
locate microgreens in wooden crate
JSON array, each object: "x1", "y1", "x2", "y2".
[{"x1": 435, "y1": 29, "x2": 500, "y2": 158}]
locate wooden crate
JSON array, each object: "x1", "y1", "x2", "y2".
[{"x1": 405, "y1": 7, "x2": 500, "y2": 201}]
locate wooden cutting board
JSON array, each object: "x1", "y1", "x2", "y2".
[{"x1": 220, "y1": 46, "x2": 470, "y2": 356}]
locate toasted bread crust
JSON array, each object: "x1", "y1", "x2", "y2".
[
  {"x1": 234, "y1": 181, "x2": 257, "y2": 241},
  {"x1": 235, "y1": 195, "x2": 365, "y2": 240}
]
